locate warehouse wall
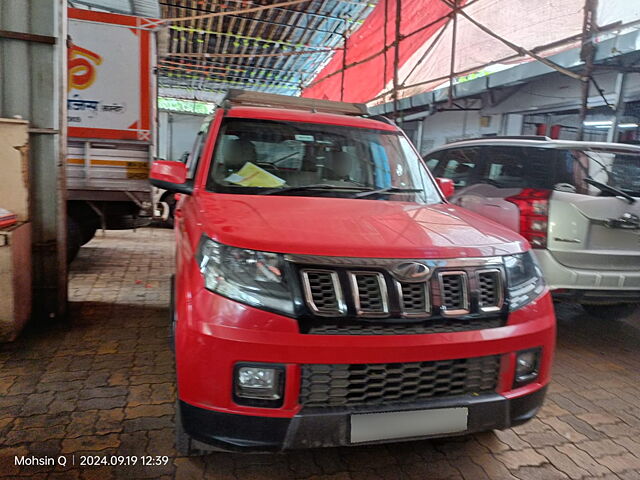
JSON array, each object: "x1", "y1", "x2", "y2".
[
  {"x1": 413, "y1": 70, "x2": 640, "y2": 151},
  {"x1": 157, "y1": 111, "x2": 205, "y2": 161}
]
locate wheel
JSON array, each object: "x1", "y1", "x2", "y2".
[
  {"x1": 161, "y1": 192, "x2": 177, "y2": 229},
  {"x1": 104, "y1": 214, "x2": 151, "y2": 230},
  {"x1": 67, "y1": 216, "x2": 83, "y2": 263},
  {"x1": 581, "y1": 303, "x2": 639, "y2": 320},
  {"x1": 80, "y1": 223, "x2": 97, "y2": 246}
]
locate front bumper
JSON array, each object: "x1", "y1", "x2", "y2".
[{"x1": 180, "y1": 386, "x2": 547, "y2": 452}]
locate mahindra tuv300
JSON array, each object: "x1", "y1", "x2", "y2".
[{"x1": 149, "y1": 90, "x2": 556, "y2": 455}]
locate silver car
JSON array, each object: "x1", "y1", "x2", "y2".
[{"x1": 425, "y1": 136, "x2": 640, "y2": 320}]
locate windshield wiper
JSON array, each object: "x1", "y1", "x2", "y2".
[
  {"x1": 354, "y1": 187, "x2": 423, "y2": 198},
  {"x1": 258, "y1": 184, "x2": 371, "y2": 195},
  {"x1": 584, "y1": 178, "x2": 636, "y2": 204}
]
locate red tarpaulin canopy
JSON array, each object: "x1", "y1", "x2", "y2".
[
  {"x1": 302, "y1": 0, "x2": 454, "y2": 103},
  {"x1": 302, "y1": 0, "x2": 640, "y2": 105}
]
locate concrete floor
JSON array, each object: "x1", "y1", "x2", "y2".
[{"x1": 1, "y1": 228, "x2": 640, "y2": 479}]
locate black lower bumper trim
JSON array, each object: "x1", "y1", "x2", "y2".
[{"x1": 180, "y1": 385, "x2": 547, "y2": 452}]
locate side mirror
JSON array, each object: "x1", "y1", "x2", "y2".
[
  {"x1": 436, "y1": 177, "x2": 455, "y2": 199},
  {"x1": 149, "y1": 160, "x2": 192, "y2": 194}
]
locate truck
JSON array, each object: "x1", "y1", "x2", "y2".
[
  {"x1": 66, "y1": 8, "x2": 160, "y2": 261},
  {"x1": 149, "y1": 90, "x2": 556, "y2": 454}
]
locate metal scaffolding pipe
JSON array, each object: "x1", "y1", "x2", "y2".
[{"x1": 0, "y1": 0, "x2": 67, "y2": 320}]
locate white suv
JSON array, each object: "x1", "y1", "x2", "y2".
[{"x1": 425, "y1": 136, "x2": 640, "y2": 320}]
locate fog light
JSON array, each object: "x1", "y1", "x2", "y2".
[
  {"x1": 514, "y1": 349, "x2": 540, "y2": 387},
  {"x1": 234, "y1": 363, "x2": 285, "y2": 407}
]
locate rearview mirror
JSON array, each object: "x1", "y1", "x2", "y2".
[
  {"x1": 149, "y1": 160, "x2": 192, "y2": 194},
  {"x1": 436, "y1": 177, "x2": 455, "y2": 199}
]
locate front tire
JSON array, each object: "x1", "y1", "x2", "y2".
[{"x1": 581, "y1": 303, "x2": 639, "y2": 320}]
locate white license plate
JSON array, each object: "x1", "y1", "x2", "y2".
[{"x1": 350, "y1": 407, "x2": 468, "y2": 444}]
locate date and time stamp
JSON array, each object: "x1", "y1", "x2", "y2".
[{"x1": 14, "y1": 455, "x2": 170, "y2": 468}]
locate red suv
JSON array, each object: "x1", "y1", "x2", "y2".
[{"x1": 150, "y1": 90, "x2": 556, "y2": 454}]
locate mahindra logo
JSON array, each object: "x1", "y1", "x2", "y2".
[
  {"x1": 606, "y1": 212, "x2": 640, "y2": 230},
  {"x1": 391, "y1": 262, "x2": 431, "y2": 281}
]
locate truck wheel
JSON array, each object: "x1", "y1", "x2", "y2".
[
  {"x1": 104, "y1": 215, "x2": 151, "y2": 230},
  {"x1": 67, "y1": 217, "x2": 83, "y2": 263},
  {"x1": 80, "y1": 224, "x2": 97, "y2": 246},
  {"x1": 581, "y1": 303, "x2": 639, "y2": 320},
  {"x1": 161, "y1": 192, "x2": 177, "y2": 229}
]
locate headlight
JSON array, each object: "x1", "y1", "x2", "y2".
[
  {"x1": 196, "y1": 236, "x2": 294, "y2": 315},
  {"x1": 504, "y1": 251, "x2": 545, "y2": 311}
]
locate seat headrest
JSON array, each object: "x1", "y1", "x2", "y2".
[
  {"x1": 223, "y1": 139, "x2": 257, "y2": 170},
  {"x1": 329, "y1": 151, "x2": 354, "y2": 178}
]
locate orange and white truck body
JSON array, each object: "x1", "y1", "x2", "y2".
[{"x1": 65, "y1": 8, "x2": 160, "y2": 258}]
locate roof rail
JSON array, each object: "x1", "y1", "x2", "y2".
[
  {"x1": 449, "y1": 135, "x2": 552, "y2": 143},
  {"x1": 223, "y1": 89, "x2": 369, "y2": 116}
]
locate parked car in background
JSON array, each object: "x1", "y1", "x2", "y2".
[
  {"x1": 425, "y1": 136, "x2": 640, "y2": 320},
  {"x1": 150, "y1": 91, "x2": 555, "y2": 455}
]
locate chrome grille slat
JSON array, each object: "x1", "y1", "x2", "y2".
[
  {"x1": 477, "y1": 269, "x2": 504, "y2": 312},
  {"x1": 301, "y1": 269, "x2": 346, "y2": 316},
  {"x1": 349, "y1": 271, "x2": 389, "y2": 317},
  {"x1": 438, "y1": 271, "x2": 470, "y2": 316},
  {"x1": 300, "y1": 355, "x2": 500, "y2": 408},
  {"x1": 396, "y1": 280, "x2": 430, "y2": 317}
]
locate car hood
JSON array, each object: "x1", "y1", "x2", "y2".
[{"x1": 196, "y1": 193, "x2": 527, "y2": 258}]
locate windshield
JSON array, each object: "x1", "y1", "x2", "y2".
[
  {"x1": 573, "y1": 149, "x2": 640, "y2": 197},
  {"x1": 439, "y1": 145, "x2": 640, "y2": 197},
  {"x1": 206, "y1": 118, "x2": 442, "y2": 203}
]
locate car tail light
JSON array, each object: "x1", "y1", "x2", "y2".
[{"x1": 505, "y1": 189, "x2": 551, "y2": 248}]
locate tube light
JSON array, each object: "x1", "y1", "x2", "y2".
[
  {"x1": 618, "y1": 123, "x2": 638, "y2": 128},
  {"x1": 583, "y1": 120, "x2": 613, "y2": 126}
]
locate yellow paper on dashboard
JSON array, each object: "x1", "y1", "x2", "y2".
[{"x1": 225, "y1": 162, "x2": 286, "y2": 188}]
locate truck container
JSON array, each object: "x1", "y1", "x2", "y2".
[{"x1": 66, "y1": 8, "x2": 160, "y2": 261}]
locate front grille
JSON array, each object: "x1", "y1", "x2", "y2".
[
  {"x1": 304, "y1": 317, "x2": 504, "y2": 335},
  {"x1": 300, "y1": 355, "x2": 500, "y2": 408},
  {"x1": 297, "y1": 260, "x2": 506, "y2": 335}
]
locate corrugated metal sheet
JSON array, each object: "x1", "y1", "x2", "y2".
[{"x1": 159, "y1": 0, "x2": 377, "y2": 95}]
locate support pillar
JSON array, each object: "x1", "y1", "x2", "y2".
[{"x1": 0, "y1": 0, "x2": 67, "y2": 321}]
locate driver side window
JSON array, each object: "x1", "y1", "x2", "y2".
[
  {"x1": 186, "y1": 132, "x2": 204, "y2": 180},
  {"x1": 439, "y1": 148, "x2": 479, "y2": 188},
  {"x1": 186, "y1": 118, "x2": 211, "y2": 180}
]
